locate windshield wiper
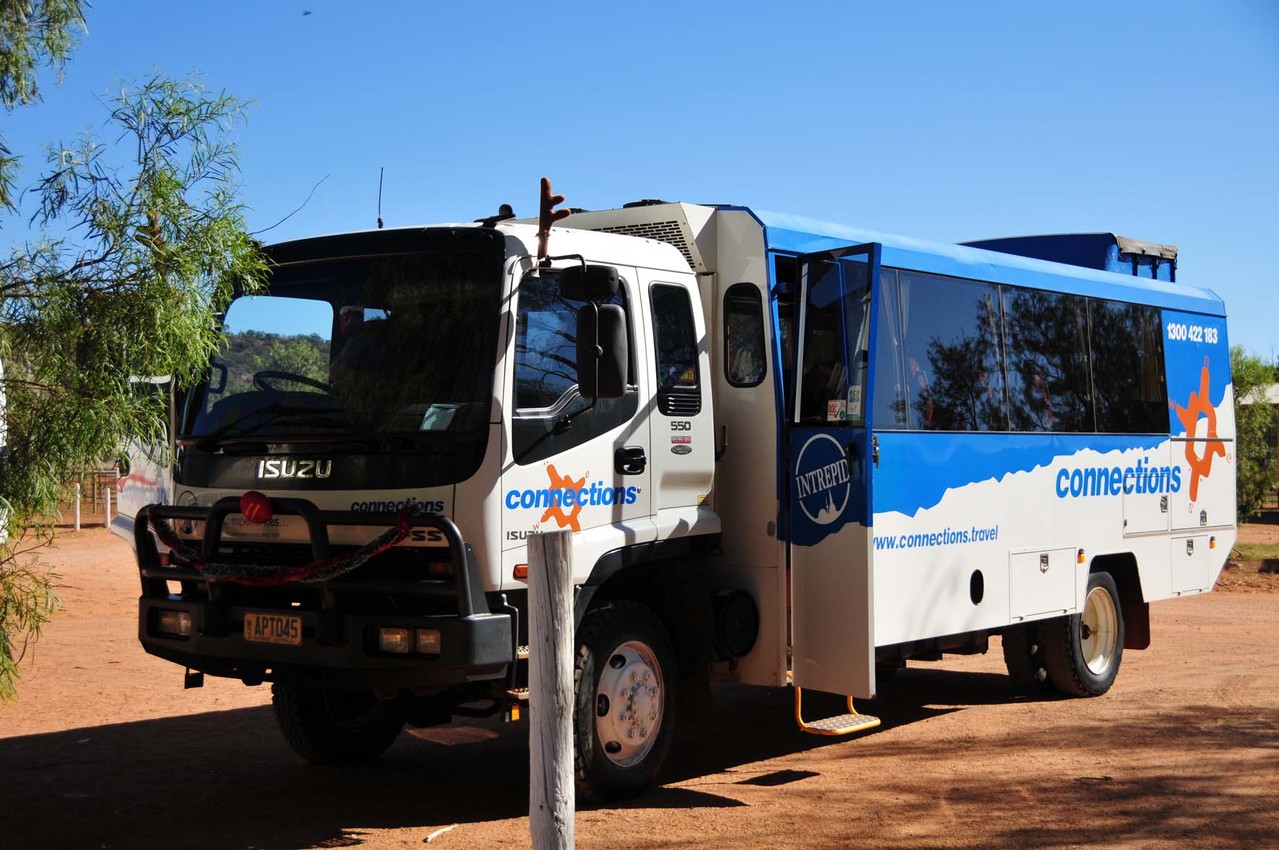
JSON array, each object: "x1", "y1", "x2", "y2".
[{"x1": 184, "y1": 404, "x2": 355, "y2": 451}]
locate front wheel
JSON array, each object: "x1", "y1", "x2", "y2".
[
  {"x1": 272, "y1": 683, "x2": 405, "y2": 765},
  {"x1": 1042, "y1": 571, "x2": 1125, "y2": 697},
  {"x1": 574, "y1": 601, "x2": 677, "y2": 800}
]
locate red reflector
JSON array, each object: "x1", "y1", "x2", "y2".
[
  {"x1": 513, "y1": 564, "x2": 529, "y2": 581},
  {"x1": 240, "y1": 490, "x2": 273, "y2": 524}
]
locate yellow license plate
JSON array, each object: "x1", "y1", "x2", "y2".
[{"x1": 243, "y1": 612, "x2": 302, "y2": 646}]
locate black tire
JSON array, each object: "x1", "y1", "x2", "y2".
[
  {"x1": 272, "y1": 683, "x2": 404, "y2": 765},
  {"x1": 574, "y1": 600, "x2": 677, "y2": 800},
  {"x1": 1001, "y1": 622, "x2": 1049, "y2": 690},
  {"x1": 1041, "y1": 571, "x2": 1125, "y2": 697},
  {"x1": 875, "y1": 660, "x2": 905, "y2": 682}
]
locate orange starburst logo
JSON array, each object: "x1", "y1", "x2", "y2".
[
  {"x1": 1173, "y1": 361, "x2": 1226, "y2": 502},
  {"x1": 541, "y1": 464, "x2": 586, "y2": 532}
]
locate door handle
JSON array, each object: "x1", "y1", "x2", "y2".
[{"x1": 615, "y1": 446, "x2": 647, "y2": 475}]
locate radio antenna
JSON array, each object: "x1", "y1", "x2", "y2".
[{"x1": 377, "y1": 167, "x2": 384, "y2": 229}]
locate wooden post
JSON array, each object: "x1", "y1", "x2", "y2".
[
  {"x1": 103, "y1": 486, "x2": 112, "y2": 527},
  {"x1": 73, "y1": 483, "x2": 81, "y2": 532},
  {"x1": 528, "y1": 529, "x2": 575, "y2": 850}
]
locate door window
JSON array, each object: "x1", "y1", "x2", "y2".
[
  {"x1": 512, "y1": 269, "x2": 637, "y2": 463},
  {"x1": 796, "y1": 258, "x2": 870, "y2": 424}
]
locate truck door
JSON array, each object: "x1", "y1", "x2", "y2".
[
  {"x1": 788, "y1": 245, "x2": 879, "y2": 698},
  {"x1": 502, "y1": 265, "x2": 653, "y2": 561}
]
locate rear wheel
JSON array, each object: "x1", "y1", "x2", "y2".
[
  {"x1": 272, "y1": 683, "x2": 405, "y2": 765},
  {"x1": 1042, "y1": 572, "x2": 1125, "y2": 697},
  {"x1": 1002, "y1": 622, "x2": 1049, "y2": 690},
  {"x1": 574, "y1": 601, "x2": 677, "y2": 800}
]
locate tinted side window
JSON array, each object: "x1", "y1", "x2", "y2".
[
  {"x1": 772, "y1": 255, "x2": 799, "y2": 420},
  {"x1": 1090, "y1": 301, "x2": 1167, "y2": 433},
  {"x1": 724, "y1": 282, "x2": 766, "y2": 387},
  {"x1": 513, "y1": 270, "x2": 637, "y2": 463},
  {"x1": 872, "y1": 268, "x2": 907, "y2": 427},
  {"x1": 893, "y1": 271, "x2": 1006, "y2": 431},
  {"x1": 1004, "y1": 289, "x2": 1094, "y2": 432},
  {"x1": 650, "y1": 284, "x2": 701, "y2": 416}
]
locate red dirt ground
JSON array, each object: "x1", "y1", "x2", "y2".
[{"x1": 1, "y1": 525, "x2": 1276, "y2": 849}]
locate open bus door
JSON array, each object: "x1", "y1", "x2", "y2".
[{"x1": 788, "y1": 244, "x2": 881, "y2": 735}]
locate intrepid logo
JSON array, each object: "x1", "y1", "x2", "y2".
[
  {"x1": 257, "y1": 458, "x2": 333, "y2": 480},
  {"x1": 794, "y1": 433, "x2": 850, "y2": 526}
]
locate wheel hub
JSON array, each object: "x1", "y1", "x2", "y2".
[
  {"x1": 1080, "y1": 585, "x2": 1119, "y2": 676},
  {"x1": 594, "y1": 640, "x2": 663, "y2": 767}
]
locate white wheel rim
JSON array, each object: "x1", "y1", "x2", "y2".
[
  {"x1": 1080, "y1": 585, "x2": 1119, "y2": 676},
  {"x1": 594, "y1": 639, "x2": 664, "y2": 768}
]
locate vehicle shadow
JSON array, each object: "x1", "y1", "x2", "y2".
[{"x1": 0, "y1": 667, "x2": 1050, "y2": 849}]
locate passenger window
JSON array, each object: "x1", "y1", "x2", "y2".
[
  {"x1": 872, "y1": 269, "x2": 907, "y2": 427},
  {"x1": 890, "y1": 271, "x2": 1007, "y2": 431},
  {"x1": 1090, "y1": 301, "x2": 1167, "y2": 433},
  {"x1": 724, "y1": 283, "x2": 766, "y2": 388},
  {"x1": 650, "y1": 284, "x2": 701, "y2": 416},
  {"x1": 772, "y1": 256, "x2": 799, "y2": 420},
  {"x1": 1004, "y1": 289, "x2": 1094, "y2": 432},
  {"x1": 512, "y1": 270, "x2": 637, "y2": 463}
]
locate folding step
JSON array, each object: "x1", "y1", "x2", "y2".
[
  {"x1": 516, "y1": 644, "x2": 530, "y2": 660},
  {"x1": 503, "y1": 686, "x2": 530, "y2": 722},
  {"x1": 793, "y1": 686, "x2": 881, "y2": 737}
]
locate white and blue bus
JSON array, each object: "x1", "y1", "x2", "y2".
[
  {"x1": 122, "y1": 195, "x2": 1234, "y2": 796},
  {"x1": 566, "y1": 204, "x2": 1234, "y2": 716}
]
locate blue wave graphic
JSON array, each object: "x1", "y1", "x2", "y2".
[{"x1": 872, "y1": 432, "x2": 1167, "y2": 517}]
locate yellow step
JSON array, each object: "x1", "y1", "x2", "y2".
[{"x1": 794, "y1": 686, "x2": 881, "y2": 737}]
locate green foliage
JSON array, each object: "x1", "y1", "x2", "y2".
[
  {"x1": 256, "y1": 335, "x2": 329, "y2": 383},
  {"x1": 1231, "y1": 346, "x2": 1277, "y2": 518},
  {"x1": 219, "y1": 330, "x2": 330, "y2": 395},
  {"x1": 0, "y1": 0, "x2": 87, "y2": 207},
  {"x1": 0, "y1": 544, "x2": 59, "y2": 701},
  {"x1": 1231, "y1": 541, "x2": 1279, "y2": 562},
  {"x1": 0, "y1": 73, "x2": 266, "y2": 699}
]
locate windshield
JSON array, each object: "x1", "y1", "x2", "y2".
[{"x1": 183, "y1": 231, "x2": 504, "y2": 450}]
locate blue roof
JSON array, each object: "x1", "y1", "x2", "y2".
[{"x1": 731, "y1": 207, "x2": 1225, "y2": 317}]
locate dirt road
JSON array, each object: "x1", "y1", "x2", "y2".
[{"x1": 1, "y1": 528, "x2": 1276, "y2": 849}]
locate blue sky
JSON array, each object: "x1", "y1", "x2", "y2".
[{"x1": 6, "y1": 1, "x2": 1278, "y2": 356}]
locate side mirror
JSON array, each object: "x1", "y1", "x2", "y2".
[
  {"x1": 208, "y1": 362, "x2": 228, "y2": 394},
  {"x1": 577, "y1": 304, "x2": 627, "y2": 400},
  {"x1": 561, "y1": 265, "x2": 620, "y2": 301}
]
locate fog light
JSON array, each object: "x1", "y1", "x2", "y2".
[
  {"x1": 156, "y1": 609, "x2": 192, "y2": 637},
  {"x1": 416, "y1": 628, "x2": 442, "y2": 655},
  {"x1": 379, "y1": 627, "x2": 411, "y2": 654}
]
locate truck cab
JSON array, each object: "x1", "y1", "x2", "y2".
[{"x1": 123, "y1": 220, "x2": 720, "y2": 798}]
